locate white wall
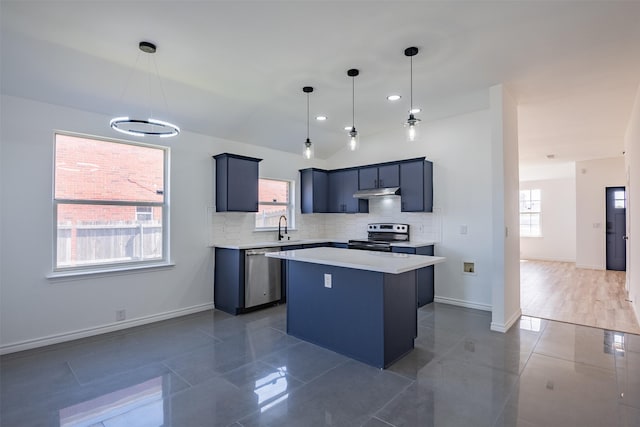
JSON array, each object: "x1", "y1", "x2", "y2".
[
  {"x1": 326, "y1": 107, "x2": 495, "y2": 312},
  {"x1": 624, "y1": 84, "x2": 640, "y2": 318},
  {"x1": 0, "y1": 95, "x2": 327, "y2": 353},
  {"x1": 520, "y1": 177, "x2": 577, "y2": 262},
  {"x1": 575, "y1": 156, "x2": 626, "y2": 270},
  {"x1": 489, "y1": 85, "x2": 521, "y2": 332}
]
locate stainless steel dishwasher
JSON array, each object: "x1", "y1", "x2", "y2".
[{"x1": 244, "y1": 247, "x2": 282, "y2": 309}]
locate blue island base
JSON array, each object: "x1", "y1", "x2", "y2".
[{"x1": 286, "y1": 260, "x2": 417, "y2": 369}]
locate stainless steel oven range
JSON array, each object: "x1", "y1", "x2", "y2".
[{"x1": 347, "y1": 223, "x2": 409, "y2": 252}]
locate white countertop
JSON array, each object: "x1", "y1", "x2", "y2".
[
  {"x1": 266, "y1": 247, "x2": 446, "y2": 274},
  {"x1": 213, "y1": 239, "x2": 436, "y2": 250}
]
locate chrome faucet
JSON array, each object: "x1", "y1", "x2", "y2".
[{"x1": 278, "y1": 215, "x2": 288, "y2": 241}]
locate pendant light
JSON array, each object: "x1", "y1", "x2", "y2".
[
  {"x1": 404, "y1": 46, "x2": 420, "y2": 142},
  {"x1": 110, "y1": 41, "x2": 180, "y2": 138},
  {"x1": 302, "y1": 86, "x2": 314, "y2": 160},
  {"x1": 347, "y1": 68, "x2": 360, "y2": 151}
]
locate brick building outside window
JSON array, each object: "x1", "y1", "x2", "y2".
[{"x1": 54, "y1": 133, "x2": 168, "y2": 270}]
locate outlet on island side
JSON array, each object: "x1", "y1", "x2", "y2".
[
  {"x1": 116, "y1": 309, "x2": 126, "y2": 321},
  {"x1": 324, "y1": 274, "x2": 332, "y2": 288}
]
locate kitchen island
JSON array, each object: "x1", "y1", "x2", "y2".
[{"x1": 266, "y1": 247, "x2": 445, "y2": 368}]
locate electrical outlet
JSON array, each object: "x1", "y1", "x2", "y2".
[
  {"x1": 116, "y1": 309, "x2": 126, "y2": 321},
  {"x1": 460, "y1": 225, "x2": 468, "y2": 235},
  {"x1": 324, "y1": 274, "x2": 332, "y2": 288}
]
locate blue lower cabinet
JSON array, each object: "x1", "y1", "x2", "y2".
[
  {"x1": 214, "y1": 248, "x2": 244, "y2": 315},
  {"x1": 286, "y1": 261, "x2": 416, "y2": 368},
  {"x1": 391, "y1": 245, "x2": 435, "y2": 307}
]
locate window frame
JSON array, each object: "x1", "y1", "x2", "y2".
[
  {"x1": 254, "y1": 178, "x2": 295, "y2": 231},
  {"x1": 52, "y1": 131, "x2": 171, "y2": 274},
  {"x1": 519, "y1": 188, "x2": 542, "y2": 238}
]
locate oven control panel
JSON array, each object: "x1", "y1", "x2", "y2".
[{"x1": 367, "y1": 223, "x2": 409, "y2": 233}]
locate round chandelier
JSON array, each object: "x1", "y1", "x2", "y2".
[{"x1": 110, "y1": 41, "x2": 180, "y2": 138}]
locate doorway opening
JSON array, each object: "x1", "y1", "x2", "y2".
[
  {"x1": 606, "y1": 186, "x2": 627, "y2": 271},
  {"x1": 519, "y1": 183, "x2": 638, "y2": 334}
]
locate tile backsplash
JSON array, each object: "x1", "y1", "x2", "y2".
[
  {"x1": 323, "y1": 197, "x2": 440, "y2": 242},
  {"x1": 209, "y1": 197, "x2": 440, "y2": 246}
]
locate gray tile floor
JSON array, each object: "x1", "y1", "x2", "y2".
[{"x1": 1, "y1": 303, "x2": 639, "y2": 427}]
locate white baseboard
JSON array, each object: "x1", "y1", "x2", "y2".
[
  {"x1": 491, "y1": 308, "x2": 522, "y2": 333},
  {"x1": 0, "y1": 303, "x2": 214, "y2": 355},
  {"x1": 520, "y1": 256, "x2": 576, "y2": 263},
  {"x1": 434, "y1": 296, "x2": 492, "y2": 312}
]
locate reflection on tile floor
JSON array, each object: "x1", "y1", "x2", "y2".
[{"x1": 1, "y1": 304, "x2": 639, "y2": 426}]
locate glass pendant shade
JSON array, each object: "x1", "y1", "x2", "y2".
[
  {"x1": 404, "y1": 46, "x2": 420, "y2": 142},
  {"x1": 348, "y1": 127, "x2": 359, "y2": 151},
  {"x1": 303, "y1": 138, "x2": 314, "y2": 159},
  {"x1": 405, "y1": 113, "x2": 420, "y2": 142},
  {"x1": 347, "y1": 68, "x2": 360, "y2": 151},
  {"x1": 302, "y1": 86, "x2": 314, "y2": 160}
]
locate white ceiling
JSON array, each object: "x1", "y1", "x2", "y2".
[{"x1": 2, "y1": 1, "x2": 639, "y2": 168}]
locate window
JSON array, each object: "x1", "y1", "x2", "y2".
[
  {"x1": 614, "y1": 190, "x2": 626, "y2": 209},
  {"x1": 54, "y1": 133, "x2": 168, "y2": 271},
  {"x1": 255, "y1": 178, "x2": 294, "y2": 229},
  {"x1": 136, "y1": 206, "x2": 153, "y2": 222},
  {"x1": 520, "y1": 189, "x2": 541, "y2": 237}
]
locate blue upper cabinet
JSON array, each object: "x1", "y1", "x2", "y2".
[
  {"x1": 301, "y1": 157, "x2": 431, "y2": 214},
  {"x1": 300, "y1": 168, "x2": 329, "y2": 213},
  {"x1": 399, "y1": 159, "x2": 433, "y2": 212},
  {"x1": 328, "y1": 169, "x2": 368, "y2": 213},
  {"x1": 358, "y1": 167, "x2": 379, "y2": 190},
  {"x1": 358, "y1": 164, "x2": 399, "y2": 190},
  {"x1": 378, "y1": 164, "x2": 400, "y2": 188},
  {"x1": 213, "y1": 153, "x2": 262, "y2": 212}
]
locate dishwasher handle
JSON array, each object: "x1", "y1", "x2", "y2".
[{"x1": 245, "y1": 248, "x2": 278, "y2": 256}]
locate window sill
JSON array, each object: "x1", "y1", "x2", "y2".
[
  {"x1": 521, "y1": 235, "x2": 543, "y2": 239},
  {"x1": 47, "y1": 262, "x2": 176, "y2": 282}
]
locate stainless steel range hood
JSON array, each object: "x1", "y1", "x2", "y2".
[{"x1": 353, "y1": 187, "x2": 401, "y2": 199}]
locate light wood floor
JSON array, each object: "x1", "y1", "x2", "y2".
[{"x1": 520, "y1": 260, "x2": 640, "y2": 335}]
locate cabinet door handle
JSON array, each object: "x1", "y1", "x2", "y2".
[{"x1": 375, "y1": 179, "x2": 378, "y2": 187}]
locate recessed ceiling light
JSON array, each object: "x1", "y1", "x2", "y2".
[
  {"x1": 316, "y1": 116, "x2": 327, "y2": 121},
  {"x1": 387, "y1": 95, "x2": 401, "y2": 101},
  {"x1": 409, "y1": 108, "x2": 421, "y2": 114}
]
